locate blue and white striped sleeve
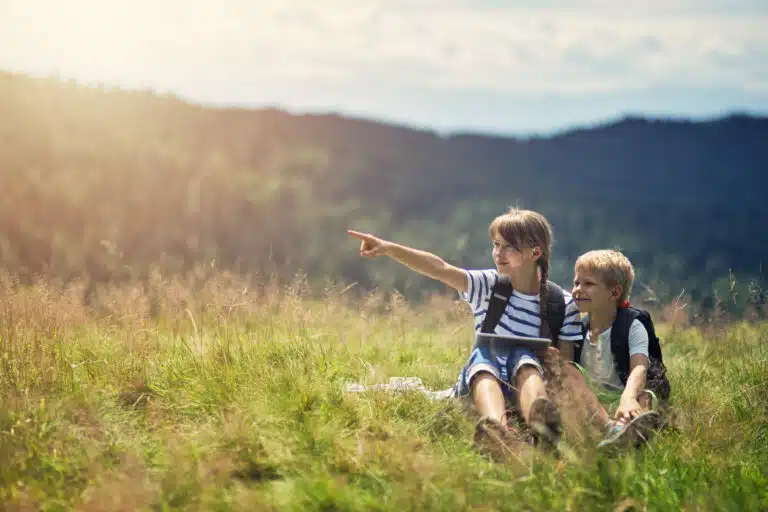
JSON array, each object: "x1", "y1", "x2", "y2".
[
  {"x1": 458, "y1": 269, "x2": 498, "y2": 313},
  {"x1": 559, "y1": 292, "x2": 584, "y2": 342}
]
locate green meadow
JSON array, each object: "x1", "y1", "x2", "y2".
[{"x1": 1, "y1": 271, "x2": 766, "y2": 511}]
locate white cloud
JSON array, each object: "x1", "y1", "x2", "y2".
[{"x1": 1, "y1": 0, "x2": 766, "y2": 103}]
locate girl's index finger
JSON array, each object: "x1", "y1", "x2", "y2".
[{"x1": 347, "y1": 229, "x2": 374, "y2": 241}]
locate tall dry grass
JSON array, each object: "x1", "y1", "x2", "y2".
[{"x1": 0, "y1": 268, "x2": 766, "y2": 511}]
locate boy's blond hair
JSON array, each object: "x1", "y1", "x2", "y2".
[{"x1": 575, "y1": 249, "x2": 635, "y2": 303}]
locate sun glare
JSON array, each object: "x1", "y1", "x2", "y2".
[{"x1": 2, "y1": 0, "x2": 251, "y2": 87}]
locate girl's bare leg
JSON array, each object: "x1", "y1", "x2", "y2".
[
  {"x1": 516, "y1": 366, "x2": 547, "y2": 422},
  {"x1": 471, "y1": 372, "x2": 508, "y2": 424}
]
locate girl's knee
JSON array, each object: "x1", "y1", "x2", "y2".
[
  {"x1": 515, "y1": 365, "x2": 544, "y2": 389},
  {"x1": 470, "y1": 370, "x2": 502, "y2": 391}
]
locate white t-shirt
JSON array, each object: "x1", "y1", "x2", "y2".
[
  {"x1": 579, "y1": 316, "x2": 649, "y2": 389},
  {"x1": 460, "y1": 269, "x2": 583, "y2": 343}
]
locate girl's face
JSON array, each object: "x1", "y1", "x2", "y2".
[{"x1": 492, "y1": 237, "x2": 539, "y2": 275}]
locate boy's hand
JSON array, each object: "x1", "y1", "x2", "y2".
[
  {"x1": 614, "y1": 396, "x2": 643, "y2": 422},
  {"x1": 347, "y1": 230, "x2": 391, "y2": 258}
]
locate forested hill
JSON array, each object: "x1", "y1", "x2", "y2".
[{"x1": 2, "y1": 71, "x2": 767, "y2": 312}]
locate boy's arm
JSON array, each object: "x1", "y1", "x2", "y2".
[
  {"x1": 614, "y1": 318, "x2": 651, "y2": 421},
  {"x1": 615, "y1": 354, "x2": 649, "y2": 421},
  {"x1": 347, "y1": 229, "x2": 468, "y2": 293}
]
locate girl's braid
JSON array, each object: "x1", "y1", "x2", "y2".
[{"x1": 539, "y1": 258, "x2": 550, "y2": 329}]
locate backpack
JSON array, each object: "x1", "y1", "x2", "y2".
[
  {"x1": 575, "y1": 307, "x2": 671, "y2": 402},
  {"x1": 481, "y1": 276, "x2": 567, "y2": 346}
]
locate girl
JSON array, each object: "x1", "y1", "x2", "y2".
[{"x1": 348, "y1": 208, "x2": 582, "y2": 459}]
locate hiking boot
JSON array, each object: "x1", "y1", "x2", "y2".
[
  {"x1": 528, "y1": 397, "x2": 563, "y2": 452},
  {"x1": 474, "y1": 417, "x2": 523, "y2": 462},
  {"x1": 598, "y1": 411, "x2": 660, "y2": 451}
]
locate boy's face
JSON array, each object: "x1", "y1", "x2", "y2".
[
  {"x1": 491, "y1": 236, "x2": 539, "y2": 275},
  {"x1": 572, "y1": 268, "x2": 621, "y2": 314}
]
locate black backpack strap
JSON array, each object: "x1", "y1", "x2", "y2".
[
  {"x1": 574, "y1": 320, "x2": 587, "y2": 363},
  {"x1": 633, "y1": 309, "x2": 670, "y2": 402},
  {"x1": 481, "y1": 275, "x2": 513, "y2": 333},
  {"x1": 636, "y1": 310, "x2": 664, "y2": 363},
  {"x1": 609, "y1": 307, "x2": 635, "y2": 385},
  {"x1": 540, "y1": 281, "x2": 566, "y2": 347}
]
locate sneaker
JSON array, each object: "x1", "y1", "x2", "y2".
[
  {"x1": 627, "y1": 410, "x2": 661, "y2": 445},
  {"x1": 598, "y1": 411, "x2": 660, "y2": 450},
  {"x1": 474, "y1": 417, "x2": 523, "y2": 462},
  {"x1": 597, "y1": 419, "x2": 631, "y2": 450},
  {"x1": 527, "y1": 397, "x2": 563, "y2": 452}
]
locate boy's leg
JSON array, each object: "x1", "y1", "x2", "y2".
[{"x1": 557, "y1": 363, "x2": 611, "y2": 430}]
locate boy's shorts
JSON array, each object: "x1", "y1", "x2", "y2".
[
  {"x1": 454, "y1": 340, "x2": 544, "y2": 399},
  {"x1": 571, "y1": 362, "x2": 659, "y2": 412}
]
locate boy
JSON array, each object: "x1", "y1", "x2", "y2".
[{"x1": 554, "y1": 250, "x2": 666, "y2": 448}]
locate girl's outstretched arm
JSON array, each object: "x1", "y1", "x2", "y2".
[{"x1": 347, "y1": 229, "x2": 468, "y2": 293}]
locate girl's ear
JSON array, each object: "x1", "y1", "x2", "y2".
[
  {"x1": 612, "y1": 285, "x2": 623, "y2": 300},
  {"x1": 531, "y1": 246, "x2": 542, "y2": 260}
]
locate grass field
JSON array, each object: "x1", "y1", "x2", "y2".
[{"x1": 1, "y1": 271, "x2": 767, "y2": 511}]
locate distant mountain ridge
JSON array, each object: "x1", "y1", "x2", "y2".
[{"x1": 1, "y1": 71, "x2": 767, "y2": 312}]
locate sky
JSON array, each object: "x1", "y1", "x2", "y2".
[{"x1": 1, "y1": 0, "x2": 767, "y2": 135}]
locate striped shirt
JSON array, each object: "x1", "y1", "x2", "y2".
[{"x1": 459, "y1": 269, "x2": 583, "y2": 342}]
